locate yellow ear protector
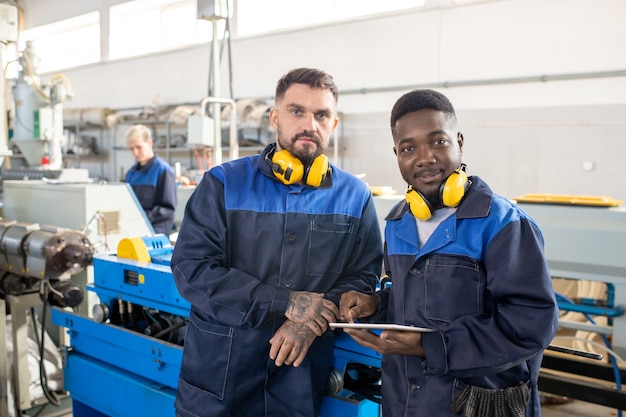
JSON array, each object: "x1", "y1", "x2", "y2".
[
  {"x1": 405, "y1": 164, "x2": 469, "y2": 221},
  {"x1": 268, "y1": 149, "x2": 329, "y2": 187}
]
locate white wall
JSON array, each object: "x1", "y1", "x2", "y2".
[{"x1": 17, "y1": 0, "x2": 626, "y2": 201}]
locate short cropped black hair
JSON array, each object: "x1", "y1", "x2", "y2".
[
  {"x1": 390, "y1": 89, "x2": 457, "y2": 128},
  {"x1": 275, "y1": 68, "x2": 339, "y2": 103}
]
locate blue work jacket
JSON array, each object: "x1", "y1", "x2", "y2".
[
  {"x1": 125, "y1": 155, "x2": 177, "y2": 235},
  {"x1": 171, "y1": 143, "x2": 382, "y2": 417},
  {"x1": 376, "y1": 176, "x2": 558, "y2": 417}
]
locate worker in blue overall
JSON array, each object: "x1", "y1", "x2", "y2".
[
  {"x1": 171, "y1": 68, "x2": 383, "y2": 417},
  {"x1": 339, "y1": 89, "x2": 559, "y2": 417},
  {"x1": 124, "y1": 124, "x2": 177, "y2": 236}
]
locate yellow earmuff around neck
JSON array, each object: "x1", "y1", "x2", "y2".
[
  {"x1": 405, "y1": 164, "x2": 469, "y2": 220},
  {"x1": 269, "y1": 149, "x2": 329, "y2": 187}
]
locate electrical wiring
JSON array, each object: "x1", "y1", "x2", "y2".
[
  {"x1": 29, "y1": 288, "x2": 61, "y2": 408},
  {"x1": 29, "y1": 278, "x2": 80, "y2": 411}
]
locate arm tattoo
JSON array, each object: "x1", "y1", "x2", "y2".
[
  {"x1": 287, "y1": 293, "x2": 314, "y2": 320},
  {"x1": 284, "y1": 321, "x2": 315, "y2": 344}
]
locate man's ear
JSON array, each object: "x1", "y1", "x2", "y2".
[{"x1": 269, "y1": 108, "x2": 278, "y2": 130}]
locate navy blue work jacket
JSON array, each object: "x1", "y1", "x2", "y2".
[
  {"x1": 125, "y1": 155, "x2": 177, "y2": 235},
  {"x1": 171, "y1": 144, "x2": 382, "y2": 417},
  {"x1": 376, "y1": 176, "x2": 558, "y2": 417}
]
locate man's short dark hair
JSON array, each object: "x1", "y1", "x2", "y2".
[
  {"x1": 275, "y1": 68, "x2": 339, "y2": 103},
  {"x1": 390, "y1": 89, "x2": 457, "y2": 129}
]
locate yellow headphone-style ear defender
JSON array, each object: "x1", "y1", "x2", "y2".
[
  {"x1": 441, "y1": 164, "x2": 469, "y2": 207},
  {"x1": 270, "y1": 149, "x2": 304, "y2": 185},
  {"x1": 405, "y1": 164, "x2": 470, "y2": 221},
  {"x1": 305, "y1": 154, "x2": 329, "y2": 187},
  {"x1": 269, "y1": 149, "x2": 329, "y2": 187},
  {"x1": 405, "y1": 186, "x2": 433, "y2": 221}
]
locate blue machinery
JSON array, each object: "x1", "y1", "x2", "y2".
[{"x1": 52, "y1": 235, "x2": 382, "y2": 417}]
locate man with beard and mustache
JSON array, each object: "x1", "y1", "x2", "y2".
[
  {"x1": 171, "y1": 68, "x2": 383, "y2": 417},
  {"x1": 337, "y1": 89, "x2": 559, "y2": 417}
]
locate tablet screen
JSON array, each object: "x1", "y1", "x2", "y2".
[{"x1": 329, "y1": 323, "x2": 435, "y2": 332}]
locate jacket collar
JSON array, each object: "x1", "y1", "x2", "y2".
[{"x1": 132, "y1": 155, "x2": 157, "y2": 173}]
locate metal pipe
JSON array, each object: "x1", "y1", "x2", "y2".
[
  {"x1": 211, "y1": 21, "x2": 221, "y2": 165},
  {"x1": 558, "y1": 319, "x2": 613, "y2": 336},
  {"x1": 200, "y1": 97, "x2": 237, "y2": 165},
  {"x1": 340, "y1": 69, "x2": 626, "y2": 96}
]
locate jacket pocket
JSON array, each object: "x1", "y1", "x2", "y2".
[
  {"x1": 423, "y1": 256, "x2": 483, "y2": 323},
  {"x1": 179, "y1": 312, "x2": 233, "y2": 400},
  {"x1": 306, "y1": 221, "x2": 353, "y2": 275}
]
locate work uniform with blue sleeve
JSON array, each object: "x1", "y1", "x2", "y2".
[
  {"x1": 376, "y1": 176, "x2": 558, "y2": 417},
  {"x1": 171, "y1": 143, "x2": 383, "y2": 417},
  {"x1": 124, "y1": 155, "x2": 177, "y2": 235}
]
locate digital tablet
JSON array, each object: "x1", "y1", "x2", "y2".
[{"x1": 329, "y1": 323, "x2": 435, "y2": 333}]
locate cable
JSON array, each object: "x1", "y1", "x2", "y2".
[
  {"x1": 30, "y1": 283, "x2": 61, "y2": 407},
  {"x1": 37, "y1": 289, "x2": 61, "y2": 407},
  {"x1": 153, "y1": 319, "x2": 187, "y2": 340}
]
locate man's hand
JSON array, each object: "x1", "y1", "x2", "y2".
[
  {"x1": 344, "y1": 329, "x2": 426, "y2": 357},
  {"x1": 339, "y1": 291, "x2": 378, "y2": 322},
  {"x1": 269, "y1": 320, "x2": 316, "y2": 367},
  {"x1": 285, "y1": 291, "x2": 339, "y2": 336}
]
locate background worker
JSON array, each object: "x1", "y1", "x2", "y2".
[
  {"x1": 170, "y1": 68, "x2": 383, "y2": 417},
  {"x1": 124, "y1": 124, "x2": 177, "y2": 236},
  {"x1": 339, "y1": 89, "x2": 559, "y2": 417}
]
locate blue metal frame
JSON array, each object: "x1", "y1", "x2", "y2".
[{"x1": 64, "y1": 352, "x2": 176, "y2": 417}]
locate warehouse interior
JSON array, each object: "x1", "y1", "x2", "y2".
[{"x1": 0, "y1": 0, "x2": 624, "y2": 416}]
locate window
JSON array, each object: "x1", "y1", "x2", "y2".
[
  {"x1": 18, "y1": 12, "x2": 100, "y2": 74},
  {"x1": 109, "y1": 0, "x2": 214, "y2": 60},
  {"x1": 236, "y1": 0, "x2": 425, "y2": 36}
]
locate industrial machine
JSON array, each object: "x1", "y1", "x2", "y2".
[
  {"x1": 0, "y1": 219, "x2": 94, "y2": 417},
  {"x1": 0, "y1": 219, "x2": 94, "y2": 305},
  {"x1": 515, "y1": 197, "x2": 626, "y2": 411},
  {"x1": 8, "y1": 40, "x2": 73, "y2": 172},
  {"x1": 52, "y1": 235, "x2": 382, "y2": 417},
  {"x1": 0, "y1": 3, "x2": 16, "y2": 169}
]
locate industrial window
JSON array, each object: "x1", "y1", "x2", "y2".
[
  {"x1": 109, "y1": 0, "x2": 214, "y2": 60},
  {"x1": 235, "y1": 0, "x2": 425, "y2": 36},
  {"x1": 18, "y1": 12, "x2": 100, "y2": 74}
]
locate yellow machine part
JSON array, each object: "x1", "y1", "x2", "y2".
[
  {"x1": 513, "y1": 193, "x2": 623, "y2": 207},
  {"x1": 117, "y1": 237, "x2": 151, "y2": 262}
]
